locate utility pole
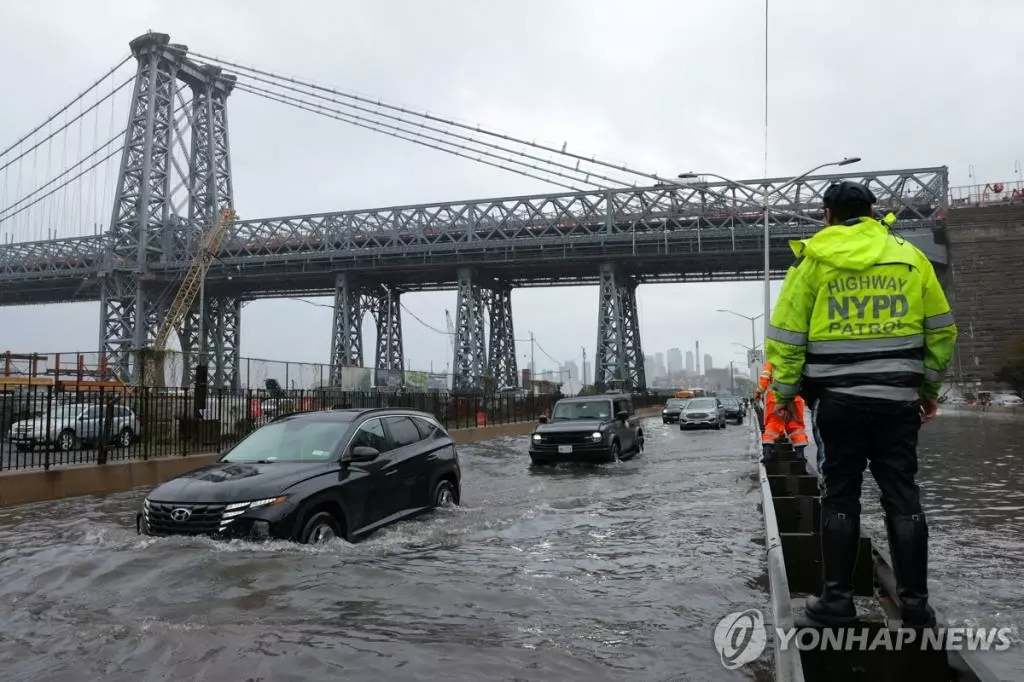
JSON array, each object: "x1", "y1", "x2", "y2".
[
  {"x1": 730, "y1": 361, "x2": 735, "y2": 394},
  {"x1": 529, "y1": 331, "x2": 536, "y2": 378},
  {"x1": 581, "y1": 345, "x2": 587, "y2": 388}
]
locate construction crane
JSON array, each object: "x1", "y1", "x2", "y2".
[
  {"x1": 444, "y1": 309, "x2": 456, "y2": 361},
  {"x1": 145, "y1": 207, "x2": 237, "y2": 385}
]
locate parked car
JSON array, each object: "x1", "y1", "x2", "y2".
[
  {"x1": 7, "y1": 401, "x2": 139, "y2": 451},
  {"x1": 720, "y1": 396, "x2": 744, "y2": 424},
  {"x1": 678, "y1": 397, "x2": 727, "y2": 430},
  {"x1": 137, "y1": 408, "x2": 461, "y2": 544},
  {"x1": 661, "y1": 398, "x2": 688, "y2": 424},
  {"x1": 529, "y1": 394, "x2": 644, "y2": 465}
]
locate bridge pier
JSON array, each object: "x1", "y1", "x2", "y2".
[
  {"x1": 594, "y1": 263, "x2": 646, "y2": 392},
  {"x1": 329, "y1": 273, "x2": 366, "y2": 386},
  {"x1": 178, "y1": 294, "x2": 241, "y2": 390},
  {"x1": 453, "y1": 267, "x2": 487, "y2": 392},
  {"x1": 369, "y1": 285, "x2": 405, "y2": 384},
  {"x1": 486, "y1": 285, "x2": 519, "y2": 389}
]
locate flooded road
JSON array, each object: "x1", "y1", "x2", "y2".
[
  {"x1": 0, "y1": 419, "x2": 771, "y2": 682},
  {"x1": 1, "y1": 412, "x2": 1021, "y2": 681},
  {"x1": 860, "y1": 409, "x2": 1024, "y2": 681}
]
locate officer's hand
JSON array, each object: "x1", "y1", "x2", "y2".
[{"x1": 919, "y1": 396, "x2": 938, "y2": 423}]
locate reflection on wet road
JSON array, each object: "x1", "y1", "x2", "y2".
[{"x1": 0, "y1": 419, "x2": 770, "y2": 682}]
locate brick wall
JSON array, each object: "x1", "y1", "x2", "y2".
[{"x1": 945, "y1": 204, "x2": 1024, "y2": 389}]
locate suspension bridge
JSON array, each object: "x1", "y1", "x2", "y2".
[{"x1": 0, "y1": 31, "x2": 950, "y2": 392}]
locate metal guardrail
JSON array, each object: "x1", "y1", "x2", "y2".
[
  {"x1": 948, "y1": 181, "x2": 1024, "y2": 209},
  {"x1": 759, "y1": 459, "x2": 806, "y2": 681}
]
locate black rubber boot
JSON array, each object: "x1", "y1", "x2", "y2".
[
  {"x1": 805, "y1": 511, "x2": 860, "y2": 625},
  {"x1": 760, "y1": 443, "x2": 775, "y2": 462},
  {"x1": 885, "y1": 513, "x2": 936, "y2": 628}
]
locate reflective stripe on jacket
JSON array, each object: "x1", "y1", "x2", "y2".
[{"x1": 765, "y1": 216, "x2": 957, "y2": 403}]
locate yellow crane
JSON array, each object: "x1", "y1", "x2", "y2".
[{"x1": 144, "y1": 207, "x2": 237, "y2": 385}]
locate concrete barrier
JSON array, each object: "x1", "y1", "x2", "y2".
[
  {"x1": 939, "y1": 404, "x2": 1024, "y2": 416},
  {"x1": 0, "y1": 405, "x2": 663, "y2": 507}
]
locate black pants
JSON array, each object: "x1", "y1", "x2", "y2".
[{"x1": 816, "y1": 393, "x2": 924, "y2": 518}]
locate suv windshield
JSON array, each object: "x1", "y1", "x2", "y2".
[
  {"x1": 552, "y1": 400, "x2": 612, "y2": 420},
  {"x1": 222, "y1": 417, "x2": 350, "y2": 463},
  {"x1": 686, "y1": 398, "x2": 716, "y2": 410}
]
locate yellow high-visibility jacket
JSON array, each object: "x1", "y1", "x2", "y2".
[{"x1": 765, "y1": 216, "x2": 957, "y2": 404}]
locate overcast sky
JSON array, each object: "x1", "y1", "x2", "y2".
[{"x1": 0, "y1": 0, "x2": 1020, "y2": 382}]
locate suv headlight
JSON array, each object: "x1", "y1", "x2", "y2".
[
  {"x1": 590, "y1": 431, "x2": 603, "y2": 442},
  {"x1": 220, "y1": 496, "x2": 289, "y2": 531},
  {"x1": 532, "y1": 433, "x2": 542, "y2": 441}
]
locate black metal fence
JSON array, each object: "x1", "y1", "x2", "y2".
[{"x1": 0, "y1": 385, "x2": 661, "y2": 472}]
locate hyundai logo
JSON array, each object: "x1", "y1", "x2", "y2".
[{"x1": 169, "y1": 507, "x2": 192, "y2": 522}]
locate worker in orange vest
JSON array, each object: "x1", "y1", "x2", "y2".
[{"x1": 755, "y1": 361, "x2": 808, "y2": 461}]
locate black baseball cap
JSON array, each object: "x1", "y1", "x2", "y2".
[{"x1": 823, "y1": 181, "x2": 876, "y2": 210}]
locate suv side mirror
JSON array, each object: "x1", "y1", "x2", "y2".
[
  {"x1": 538, "y1": 414, "x2": 549, "y2": 424},
  {"x1": 347, "y1": 445, "x2": 380, "y2": 462},
  {"x1": 615, "y1": 410, "x2": 629, "y2": 421}
]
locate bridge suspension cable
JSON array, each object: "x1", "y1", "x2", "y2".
[
  {"x1": 0, "y1": 131, "x2": 124, "y2": 226},
  {"x1": 0, "y1": 56, "x2": 136, "y2": 244},
  {"x1": 234, "y1": 83, "x2": 588, "y2": 192},
  {"x1": 228, "y1": 73, "x2": 632, "y2": 192},
  {"x1": 0, "y1": 56, "x2": 131, "y2": 161},
  {"x1": 192, "y1": 51, "x2": 669, "y2": 189}
]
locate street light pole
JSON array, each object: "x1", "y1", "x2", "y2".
[{"x1": 682, "y1": 157, "x2": 862, "y2": 343}]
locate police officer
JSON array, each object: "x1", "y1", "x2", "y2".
[{"x1": 764, "y1": 180, "x2": 957, "y2": 628}]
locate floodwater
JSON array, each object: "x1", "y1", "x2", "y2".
[
  {"x1": 861, "y1": 408, "x2": 1024, "y2": 681},
  {"x1": 0, "y1": 412, "x2": 1021, "y2": 681},
  {"x1": 0, "y1": 419, "x2": 771, "y2": 682}
]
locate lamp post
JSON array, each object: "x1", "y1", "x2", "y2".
[
  {"x1": 680, "y1": 157, "x2": 861, "y2": 344},
  {"x1": 718, "y1": 309, "x2": 762, "y2": 353},
  {"x1": 719, "y1": 309, "x2": 763, "y2": 380}
]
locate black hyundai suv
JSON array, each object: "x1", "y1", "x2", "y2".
[
  {"x1": 528, "y1": 394, "x2": 644, "y2": 465},
  {"x1": 137, "y1": 408, "x2": 461, "y2": 544}
]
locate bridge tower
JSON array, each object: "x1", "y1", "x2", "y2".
[
  {"x1": 452, "y1": 268, "x2": 488, "y2": 392},
  {"x1": 593, "y1": 264, "x2": 646, "y2": 392},
  {"x1": 486, "y1": 285, "x2": 519, "y2": 389},
  {"x1": 328, "y1": 277, "x2": 406, "y2": 388},
  {"x1": 369, "y1": 285, "x2": 405, "y2": 384},
  {"x1": 99, "y1": 32, "x2": 239, "y2": 388}
]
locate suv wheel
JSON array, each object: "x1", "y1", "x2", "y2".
[
  {"x1": 118, "y1": 428, "x2": 134, "y2": 448},
  {"x1": 300, "y1": 511, "x2": 342, "y2": 544},
  {"x1": 433, "y1": 479, "x2": 458, "y2": 507},
  {"x1": 608, "y1": 441, "x2": 621, "y2": 463}
]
